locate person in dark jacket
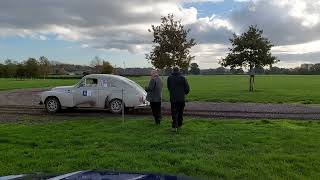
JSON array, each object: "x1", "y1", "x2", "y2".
[
  {"x1": 167, "y1": 67, "x2": 190, "y2": 131},
  {"x1": 145, "y1": 70, "x2": 163, "y2": 124}
]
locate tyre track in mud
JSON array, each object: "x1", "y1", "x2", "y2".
[
  {"x1": 0, "y1": 105, "x2": 320, "y2": 120},
  {"x1": 1, "y1": 88, "x2": 320, "y2": 120}
]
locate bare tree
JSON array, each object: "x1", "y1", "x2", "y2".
[
  {"x1": 90, "y1": 56, "x2": 103, "y2": 73},
  {"x1": 39, "y1": 56, "x2": 51, "y2": 79}
]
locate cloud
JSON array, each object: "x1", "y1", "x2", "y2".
[
  {"x1": 0, "y1": 0, "x2": 320, "y2": 68},
  {"x1": 190, "y1": 43, "x2": 228, "y2": 67},
  {"x1": 0, "y1": 0, "x2": 184, "y2": 48},
  {"x1": 228, "y1": 0, "x2": 320, "y2": 45},
  {"x1": 187, "y1": 15, "x2": 234, "y2": 44},
  {"x1": 272, "y1": 40, "x2": 320, "y2": 55},
  {"x1": 182, "y1": 0, "x2": 224, "y2": 2}
]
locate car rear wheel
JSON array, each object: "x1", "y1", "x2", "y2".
[
  {"x1": 109, "y1": 99, "x2": 123, "y2": 114},
  {"x1": 45, "y1": 97, "x2": 61, "y2": 113}
]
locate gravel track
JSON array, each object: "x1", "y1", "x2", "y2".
[{"x1": 0, "y1": 88, "x2": 320, "y2": 120}]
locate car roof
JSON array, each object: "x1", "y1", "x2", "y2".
[{"x1": 84, "y1": 74, "x2": 127, "y2": 81}]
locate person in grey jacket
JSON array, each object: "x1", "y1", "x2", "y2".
[
  {"x1": 167, "y1": 67, "x2": 190, "y2": 131},
  {"x1": 145, "y1": 70, "x2": 163, "y2": 124}
]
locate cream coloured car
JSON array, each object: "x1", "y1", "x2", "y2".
[{"x1": 40, "y1": 74, "x2": 149, "y2": 113}]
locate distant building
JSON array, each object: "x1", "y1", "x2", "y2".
[
  {"x1": 301, "y1": 64, "x2": 314, "y2": 70},
  {"x1": 114, "y1": 68, "x2": 153, "y2": 76}
]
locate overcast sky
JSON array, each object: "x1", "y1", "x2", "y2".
[{"x1": 0, "y1": 0, "x2": 319, "y2": 68}]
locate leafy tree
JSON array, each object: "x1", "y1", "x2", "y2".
[
  {"x1": 0, "y1": 63, "x2": 4, "y2": 77},
  {"x1": 39, "y1": 56, "x2": 52, "y2": 79},
  {"x1": 181, "y1": 67, "x2": 189, "y2": 75},
  {"x1": 216, "y1": 67, "x2": 226, "y2": 74},
  {"x1": 310, "y1": 63, "x2": 320, "y2": 74},
  {"x1": 146, "y1": 14, "x2": 196, "y2": 70},
  {"x1": 4, "y1": 59, "x2": 18, "y2": 78},
  {"x1": 220, "y1": 25, "x2": 278, "y2": 92},
  {"x1": 163, "y1": 67, "x2": 173, "y2": 76},
  {"x1": 16, "y1": 63, "x2": 27, "y2": 79},
  {"x1": 189, "y1": 63, "x2": 200, "y2": 75},
  {"x1": 24, "y1": 58, "x2": 39, "y2": 78},
  {"x1": 101, "y1": 61, "x2": 114, "y2": 74}
]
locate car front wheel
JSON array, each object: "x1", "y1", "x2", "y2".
[
  {"x1": 45, "y1": 97, "x2": 61, "y2": 113},
  {"x1": 109, "y1": 99, "x2": 123, "y2": 114}
]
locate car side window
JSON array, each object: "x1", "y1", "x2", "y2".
[{"x1": 85, "y1": 78, "x2": 98, "y2": 87}]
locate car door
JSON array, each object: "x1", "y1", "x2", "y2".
[
  {"x1": 96, "y1": 78, "x2": 112, "y2": 108},
  {"x1": 73, "y1": 77, "x2": 100, "y2": 107}
]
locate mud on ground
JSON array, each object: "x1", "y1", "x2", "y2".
[{"x1": 1, "y1": 88, "x2": 320, "y2": 121}]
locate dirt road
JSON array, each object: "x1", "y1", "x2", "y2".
[{"x1": 0, "y1": 88, "x2": 320, "y2": 120}]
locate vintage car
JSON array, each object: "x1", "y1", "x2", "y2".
[
  {"x1": 0, "y1": 170, "x2": 198, "y2": 180},
  {"x1": 40, "y1": 74, "x2": 149, "y2": 113}
]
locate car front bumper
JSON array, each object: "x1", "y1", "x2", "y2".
[{"x1": 135, "y1": 101, "x2": 150, "y2": 109}]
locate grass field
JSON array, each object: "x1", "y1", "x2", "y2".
[
  {"x1": 1, "y1": 75, "x2": 320, "y2": 104},
  {"x1": 0, "y1": 78, "x2": 78, "y2": 91},
  {"x1": 0, "y1": 117, "x2": 319, "y2": 179}
]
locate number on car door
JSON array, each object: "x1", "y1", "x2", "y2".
[{"x1": 73, "y1": 78, "x2": 100, "y2": 107}]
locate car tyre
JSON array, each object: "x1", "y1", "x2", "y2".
[
  {"x1": 45, "y1": 97, "x2": 61, "y2": 113},
  {"x1": 109, "y1": 99, "x2": 123, "y2": 114}
]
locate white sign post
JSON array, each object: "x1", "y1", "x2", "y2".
[{"x1": 122, "y1": 88, "x2": 125, "y2": 123}]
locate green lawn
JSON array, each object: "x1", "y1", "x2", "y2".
[
  {"x1": 0, "y1": 78, "x2": 78, "y2": 91},
  {"x1": 1, "y1": 75, "x2": 320, "y2": 104},
  {"x1": 0, "y1": 117, "x2": 319, "y2": 179}
]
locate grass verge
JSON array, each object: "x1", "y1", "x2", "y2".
[
  {"x1": 0, "y1": 117, "x2": 319, "y2": 179},
  {"x1": 2, "y1": 75, "x2": 320, "y2": 104}
]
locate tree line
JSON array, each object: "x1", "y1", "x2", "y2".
[
  {"x1": 193, "y1": 65, "x2": 320, "y2": 75},
  {"x1": 0, "y1": 56, "x2": 114, "y2": 78},
  {"x1": 0, "y1": 57, "x2": 51, "y2": 79}
]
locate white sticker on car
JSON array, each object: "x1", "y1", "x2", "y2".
[
  {"x1": 87, "y1": 90, "x2": 92, "y2": 96},
  {"x1": 83, "y1": 90, "x2": 92, "y2": 96}
]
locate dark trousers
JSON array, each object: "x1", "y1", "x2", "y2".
[
  {"x1": 170, "y1": 102, "x2": 185, "y2": 128},
  {"x1": 150, "y1": 102, "x2": 162, "y2": 124}
]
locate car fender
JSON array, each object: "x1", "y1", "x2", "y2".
[
  {"x1": 41, "y1": 91, "x2": 74, "y2": 107},
  {"x1": 107, "y1": 89, "x2": 130, "y2": 107},
  {"x1": 108, "y1": 89, "x2": 141, "y2": 108}
]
